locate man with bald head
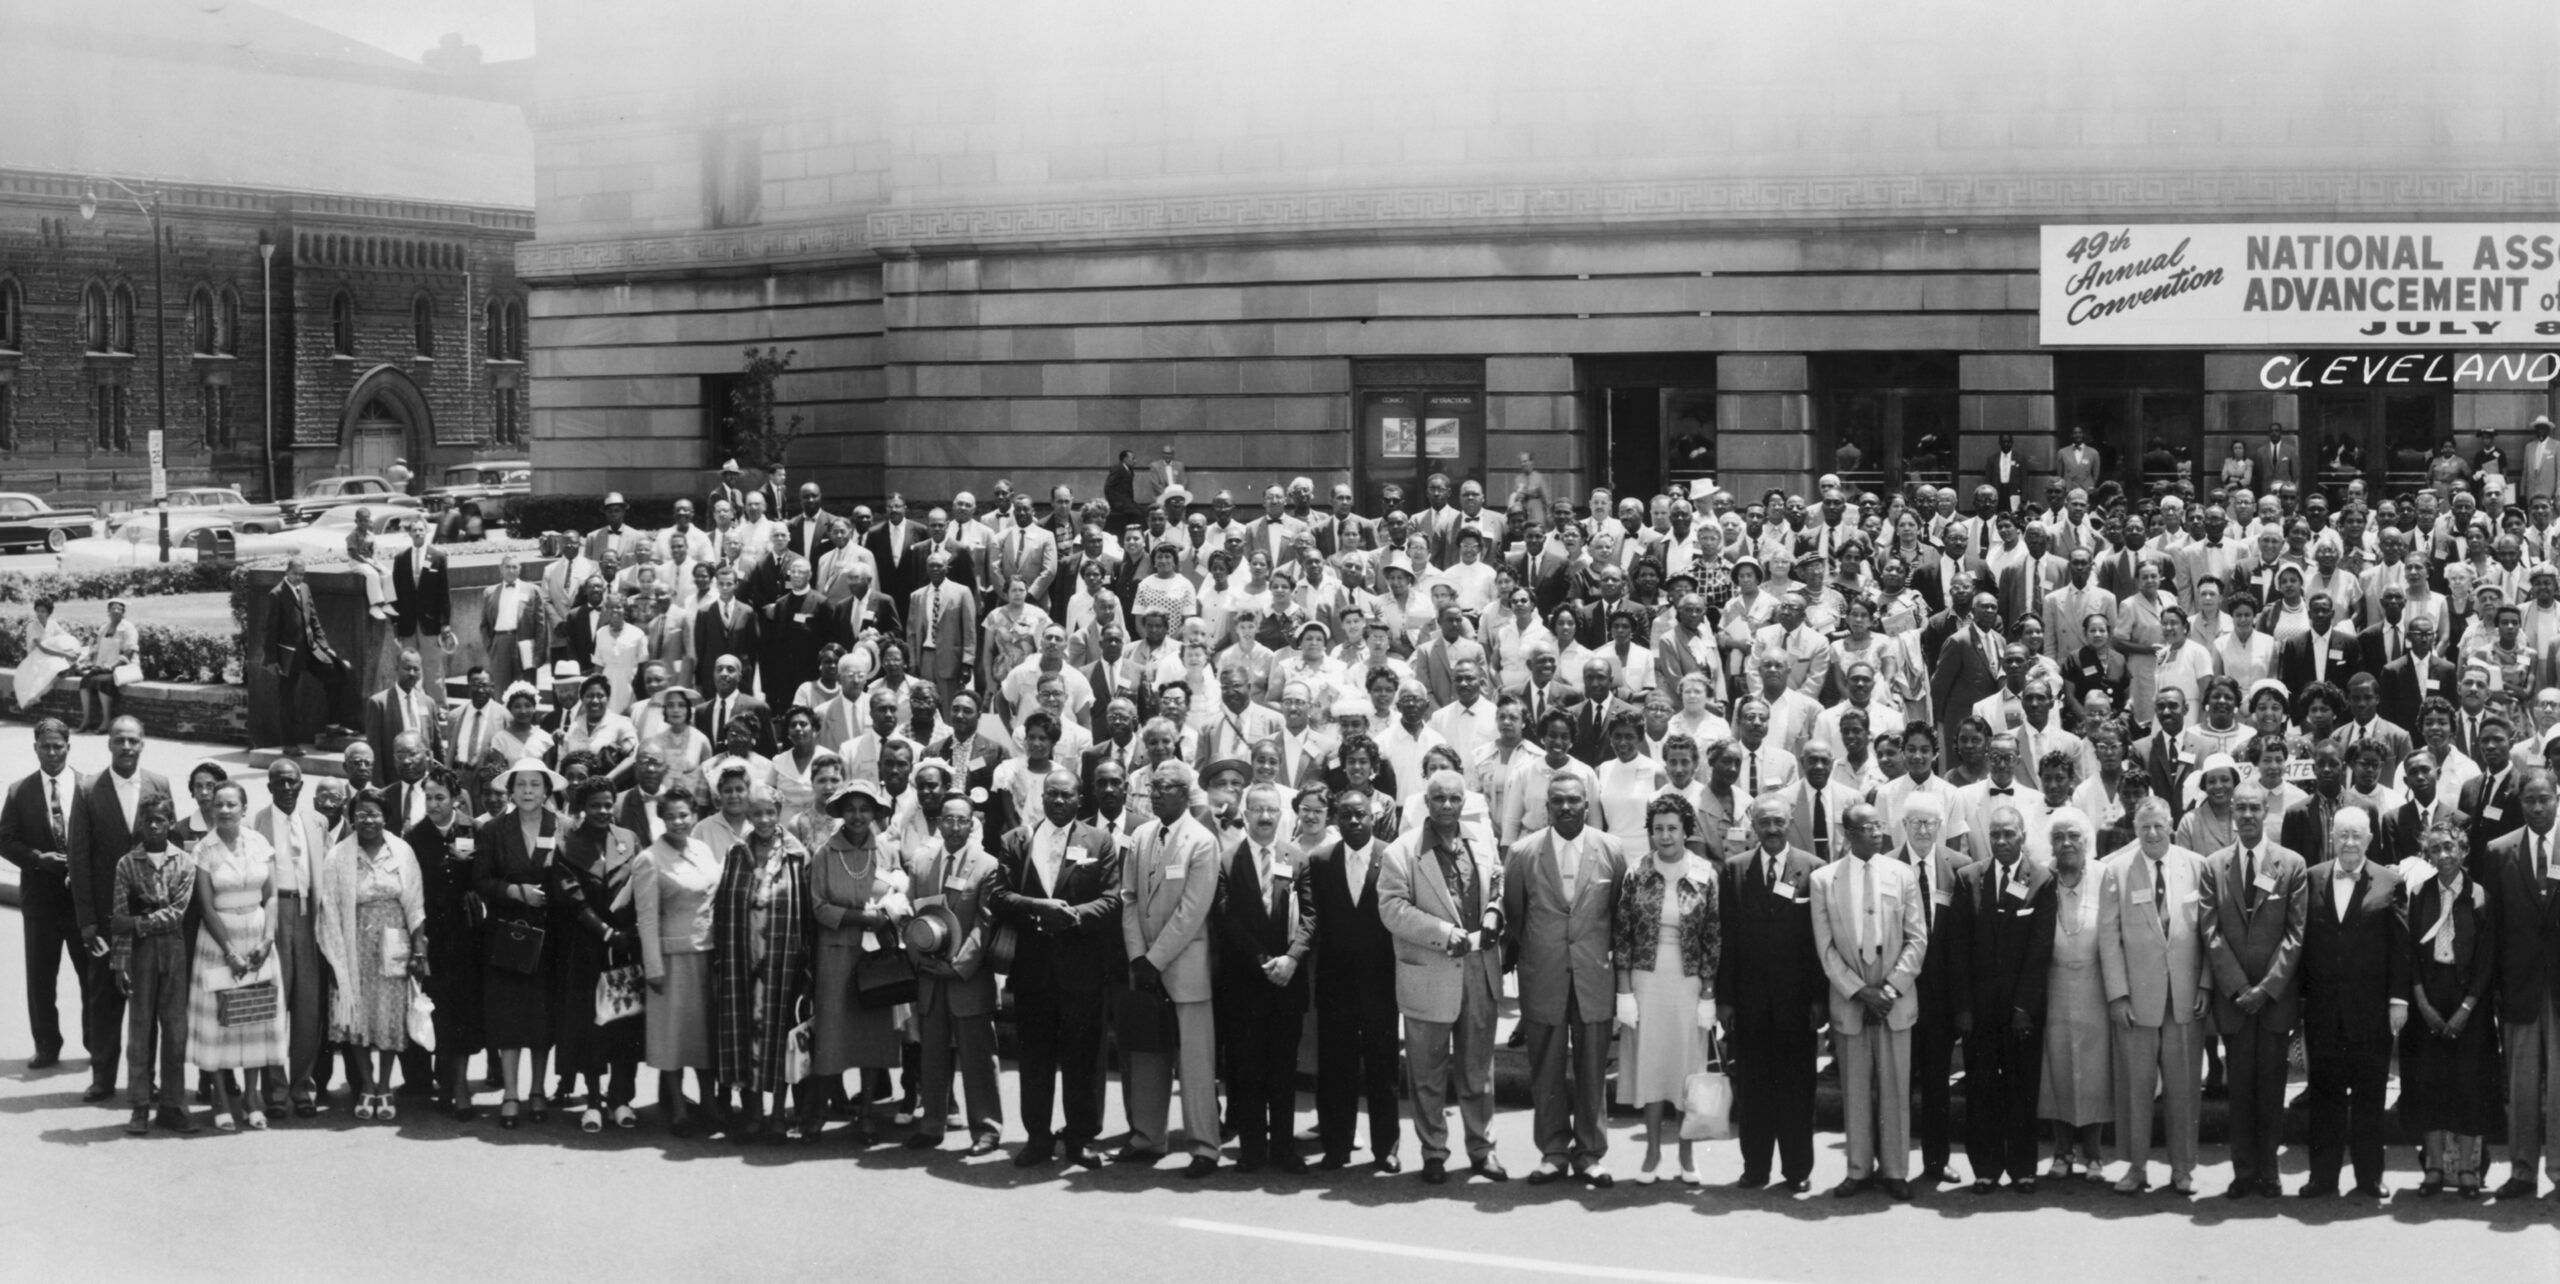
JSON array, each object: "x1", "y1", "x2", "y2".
[{"x1": 992, "y1": 767, "x2": 1122, "y2": 1168}]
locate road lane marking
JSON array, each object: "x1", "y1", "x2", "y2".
[{"x1": 1172, "y1": 1218, "x2": 1781, "y2": 1284}]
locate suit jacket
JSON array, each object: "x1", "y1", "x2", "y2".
[
  {"x1": 1499, "y1": 827, "x2": 1625, "y2": 1027},
  {"x1": 1929, "y1": 626, "x2": 2002, "y2": 739},
  {"x1": 984, "y1": 522, "x2": 1060, "y2": 603},
  {"x1": 1944, "y1": 854, "x2": 2057, "y2": 1029},
  {"x1": 390, "y1": 548, "x2": 450, "y2": 639},
  {"x1": 1212, "y1": 836, "x2": 1313, "y2": 1017},
  {"x1": 2096, "y1": 844, "x2": 2210, "y2": 1027},
  {"x1": 1120, "y1": 812, "x2": 1222, "y2": 1003},
  {"x1": 1377, "y1": 823, "x2": 1504, "y2": 1024},
  {"x1": 2483, "y1": 826, "x2": 2560, "y2": 1017},
  {"x1": 2279, "y1": 793, "x2": 2377, "y2": 869},
  {"x1": 2132, "y1": 731, "x2": 2195, "y2": 821},
  {"x1": 2257, "y1": 438, "x2": 2302, "y2": 494},
  {"x1": 1888, "y1": 841, "x2": 1971, "y2": 1028},
  {"x1": 1773, "y1": 778, "x2": 1863, "y2": 862},
  {"x1": 692, "y1": 596, "x2": 762, "y2": 688},
  {"x1": 2197, "y1": 839, "x2": 2309, "y2": 1034},
  {"x1": 2382, "y1": 796, "x2": 2464, "y2": 865},
  {"x1": 265, "y1": 578, "x2": 341, "y2": 678},
  {"x1": 582, "y1": 524, "x2": 649, "y2": 567},
  {"x1": 991, "y1": 820, "x2": 1124, "y2": 996},
  {"x1": 2457, "y1": 768, "x2": 2523, "y2": 865},
  {"x1": 69, "y1": 769, "x2": 170, "y2": 939},
  {"x1": 2298, "y1": 860, "x2": 2410, "y2": 1044},
  {"x1": 864, "y1": 519, "x2": 930, "y2": 613},
  {"x1": 1300, "y1": 833, "x2": 1396, "y2": 999},
  {"x1": 906, "y1": 579, "x2": 980, "y2": 684},
  {"x1": 2334, "y1": 717, "x2": 2413, "y2": 782},
  {"x1": 902, "y1": 838, "x2": 1006, "y2": 1014},
  {"x1": 1810, "y1": 853, "x2": 1926, "y2": 1032},
  {"x1": 477, "y1": 580, "x2": 549, "y2": 655},
  {"x1": 363, "y1": 682, "x2": 449, "y2": 768},
  {"x1": 785, "y1": 514, "x2": 841, "y2": 569},
  {"x1": 0, "y1": 770, "x2": 84, "y2": 909},
  {"x1": 1716, "y1": 844, "x2": 1826, "y2": 1026},
  {"x1": 693, "y1": 690, "x2": 773, "y2": 749},
  {"x1": 2276, "y1": 627, "x2": 2363, "y2": 693},
  {"x1": 2378, "y1": 653, "x2": 2456, "y2": 734},
  {"x1": 1564, "y1": 693, "x2": 1636, "y2": 768}
]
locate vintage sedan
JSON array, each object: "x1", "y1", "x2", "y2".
[
  {"x1": 58, "y1": 516, "x2": 280, "y2": 570},
  {"x1": 423, "y1": 460, "x2": 533, "y2": 515},
  {"x1": 279, "y1": 474, "x2": 422, "y2": 526},
  {"x1": 107, "y1": 487, "x2": 288, "y2": 535},
  {"x1": 268, "y1": 505, "x2": 421, "y2": 561},
  {"x1": 0, "y1": 493, "x2": 101, "y2": 553}
]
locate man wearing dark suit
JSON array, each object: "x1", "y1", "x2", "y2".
[
  {"x1": 63, "y1": 717, "x2": 172, "y2": 1100},
  {"x1": 2256, "y1": 424, "x2": 2302, "y2": 498},
  {"x1": 1564, "y1": 656, "x2": 1635, "y2": 768},
  {"x1": 1929, "y1": 593, "x2": 2005, "y2": 745},
  {"x1": 692, "y1": 568, "x2": 763, "y2": 699},
  {"x1": 2382, "y1": 749, "x2": 2463, "y2": 864},
  {"x1": 693, "y1": 656, "x2": 773, "y2": 754},
  {"x1": 992, "y1": 768, "x2": 1124, "y2": 1168},
  {"x1": 2279, "y1": 741, "x2": 2361, "y2": 868},
  {"x1": 2378, "y1": 619, "x2": 2455, "y2": 735},
  {"x1": 906, "y1": 551, "x2": 980, "y2": 714},
  {"x1": 1104, "y1": 449, "x2": 1144, "y2": 533},
  {"x1": 2275, "y1": 595, "x2": 2362, "y2": 693},
  {"x1": 2482, "y1": 769, "x2": 2560, "y2": 1200},
  {"x1": 864, "y1": 494, "x2": 930, "y2": 624},
  {"x1": 0, "y1": 721, "x2": 90, "y2": 1074},
  {"x1": 389, "y1": 542, "x2": 452, "y2": 691},
  {"x1": 2296, "y1": 808, "x2": 2409, "y2": 1199},
  {"x1": 928, "y1": 696, "x2": 1008, "y2": 833},
  {"x1": 1301, "y1": 790, "x2": 1402, "y2": 1171},
  {"x1": 265, "y1": 557, "x2": 355, "y2": 753},
  {"x1": 1211, "y1": 784, "x2": 1314, "y2": 1174},
  {"x1": 1891, "y1": 795, "x2": 1973, "y2": 1186},
  {"x1": 708, "y1": 459, "x2": 750, "y2": 530},
  {"x1": 902, "y1": 792, "x2": 1008, "y2": 1154},
  {"x1": 2455, "y1": 715, "x2": 2523, "y2": 868},
  {"x1": 1500, "y1": 775, "x2": 1626, "y2": 1186},
  {"x1": 1715, "y1": 796, "x2": 1826, "y2": 1192},
  {"x1": 1944, "y1": 799, "x2": 2056, "y2": 1191},
  {"x1": 362, "y1": 648, "x2": 448, "y2": 771},
  {"x1": 785, "y1": 481, "x2": 839, "y2": 570},
  {"x1": 2196, "y1": 782, "x2": 2308, "y2": 1198}
]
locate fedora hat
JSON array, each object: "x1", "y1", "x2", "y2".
[{"x1": 901, "y1": 904, "x2": 962, "y2": 960}]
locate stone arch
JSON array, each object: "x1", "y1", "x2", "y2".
[{"x1": 335, "y1": 364, "x2": 431, "y2": 479}]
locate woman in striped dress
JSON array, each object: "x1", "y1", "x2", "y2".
[
  {"x1": 186, "y1": 781, "x2": 284, "y2": 1132},
  {"x1": 709, "y1": 782, "x2": 813, "y2": 1144}
]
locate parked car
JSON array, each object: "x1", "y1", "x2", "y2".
[
  {"x1": 60, "y1": 518, "x2": 287, "y2": 571},
  {"x1": 423, "y1": 460, "x2": 533, "y2": 523},
  {"x1": 0, "y1": 492, "x2": 101, "y2": 553},
  {"x1": 270, "y1": 505, "x2": 421, "y2": 561},
  {"x1": 280, "y1": 474, "x2": 421, "y2": 526},
  {"x1": 107, "y1": 487, "x2": 288, "y2": 535}
]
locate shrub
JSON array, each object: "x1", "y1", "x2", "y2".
[
  {"x1": 0, "y1": 615, "x2": 239, "y2": 684},
  {"x1": 0, "y1": 563, "x2": 235, "y2": 605}
]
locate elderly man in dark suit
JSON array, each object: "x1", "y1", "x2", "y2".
[
  {"x1": 64, "y1": 716, "x2": 172, "y2": 1103},
  {"x1": 1892, "y1": 791, "x2": 1973, "y2": 1187},
  {"x1": 1946, "y1": 800, "x2": 2056, "y2": 1192},
  {"x1": 1717, "y1": 794, "x2": 1826, "y2": 1192},
  {"x1": 2296, "y1": 806, "x2": 2409, "y2": 1199},
  {"x1": 389, "y1": 540, "x2": 453, "y2": 692},
  {"x1": 1501, "y1": 773, "x2": 1626, "y2": 1187},
  {"x1": 2197, "y1": 781, "x2": 2309, "y2": 1198},
  {"x1": 2483, "y1": 768, "x2": 2560, "y2": 1201},
  {"x1": 991, "y1": 767, "x2": 1124, "y2": 1168},
  {"x1": 2378, "y1": 618, "x2": 2456, "y2": 735},
  {"x1": 266, "y1": 557, "x2": 356, "y2": 754}
]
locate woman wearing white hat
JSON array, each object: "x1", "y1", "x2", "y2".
[
  {"x1": 471, "y1": 758, "x2": 567, "y2": 1129},
  {"x1": 804, "y1": 778, "x2": 911, "y2": 1143}
]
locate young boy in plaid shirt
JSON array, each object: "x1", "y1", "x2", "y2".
[{"x1": 112, "y1": 795, "x2": 196, "y2": 1135}]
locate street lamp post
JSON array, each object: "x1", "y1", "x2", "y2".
[{"x1": 79, "y1": 178, "x2": 171, "y2": 562}]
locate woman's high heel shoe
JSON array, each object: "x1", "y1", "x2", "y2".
[
  {"x1": 527, "y1": 1094, "x2": 550, "y2": 1124},
  {"x1": 354, "y1": 1094, "x2": 379, "y2": 1123},
  {"x1": 498, "y1": 1100, "x2": 522, "y2": 1130}
]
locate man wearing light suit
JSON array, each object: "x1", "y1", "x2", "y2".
[
  {"x1": 1500, "y1": 774, "x2": 1626, "y2": 1187},
  {"x1": 906, "y1": 550, "x2": 980, "y2": 714},
  {"x1": 1811, "y1": 801, "x2": 1927, "y2": 1200},
  {"x1": 986, "y1": 495, "x2": 1060, "y2": 603},
  {"x1": 1118, "y1": 761, "x2": 1224, "y2": 1176},
  {"x1": 2097, "y1": 796, "x2": 2212, "y2": 1195},
  {"x1": 2526, "y1": 414, "x2": 2560, "y2": 508},
  {"x1": 2196, "y1": 781, "x2": 2307, "y2": 1199},
  {"x1": 361, "y1": 648, "x2": 447, "y2": 770},
  {"x1": 1380, "y1": 768, "x2": 1509, "y2": 1185}
]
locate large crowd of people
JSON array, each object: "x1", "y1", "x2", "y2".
[{"x1": 10, "y1": 418, "x2": 2560, "y2": 1209}]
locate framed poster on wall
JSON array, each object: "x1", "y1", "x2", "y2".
[
  {"x1": 1423, "y1": 416, "x2": 1461, "y2": 458},
  {"x1": 1381, "y1": 416, "x2": 1418, "y2": 458}
]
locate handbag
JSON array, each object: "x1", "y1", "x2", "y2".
[
  {"x1": 1109, "y1": 983, "x2": 1180, "y2": 1054},
  {"x1": 407, "y1": 990, "x2": 438, "y2": 1052},
  {"x1": 595, "y1": 963, "x2": 645, "y2": 1024},
  {"x1": 1680, "y1": 1029, "x2": 1736, "y2": 1142},
  {"x1": 485, "y1": 917, "x2": 547, "y2": 975},
  {"x1": 215, "y1": 980, "x2": 279, "y2": 1028},
  {"x1": 852, "y1": 931, "x2": 918, "y2": 1009},
  {"x1": 782, "y1": 999, "x2": 815, "y2": 1084},
  {"x1": 111, "y1": 661, "x2": 144, "y2": 688}
]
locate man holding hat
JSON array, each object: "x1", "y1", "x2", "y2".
[{"x1": 902, "y1": 789, "x2": 1007, "y2": 1155}]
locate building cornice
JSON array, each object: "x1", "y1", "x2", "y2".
[
  {"x1": 0, "y1": 169, "x2": 532, "y2": 233},
  {"x1": 515, "y1": 219, "x2": 875, "y2": 283}
]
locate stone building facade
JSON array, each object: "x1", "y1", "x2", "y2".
[{"x1": 521, "y1": 0, "x2": 2560, "y2": 510}]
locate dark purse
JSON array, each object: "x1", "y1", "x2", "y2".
[
  {"x1": 852, "y1": 930, "x2": 918, "y2": 1009},
  {"x1": 1109, "y1": 983, "x2": 1180, "y2": 1054},
  {"x1": 485, "y1": 915, "x2": 546, "y2": 975}
]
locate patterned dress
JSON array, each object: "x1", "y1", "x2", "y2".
[
  {"x1": 337, "y1": 848, "x2": 418, "y2": 1049},
  {"x1": 711, "y1": 832, "x2": 812, "y2": 1093},
  {"x1": 187, "y1": 830, "x2": 287, "y2": 1071}
]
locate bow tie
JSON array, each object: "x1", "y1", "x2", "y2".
[
  {"x1": 1987, "y1": 786, "x2": 2013, "y2": 795},
  {"x1": 2334, "y1": 866, "x2": 2362, "y2": 883}
]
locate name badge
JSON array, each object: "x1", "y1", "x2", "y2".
[
  {"x1": 2253, "y1": 873, "x2": 2277, "y2": 893},
  {"x1": 2010, "y1": 906, "x2": 2033, "y2": 917},
  {"x1": 1725, "y1": 826, "x2": 1747, "y2": 850},
  {"x1": 1933, "y1": 886, "x2": 1952, "y2": 907},
  {"x1": 944, "y1": 877, "x2": 970, "y2": 892},
  {"x1": 1773, "y1": 878, "x2": 1797, "y2": 900},
  {"x1": 1066, "y1": 850, "x2": 1096, "y2": 865},
  {"x1": 2485, "y1": 805, "x2": 2505, "y2": 822},
  {"x1": 2547, "y1": 863, "x2": 2560, "y2": 883},
  {"x1": 1271, "y1": 863, "x2": 1294, "y2": 880},
  {"x1": 1164, "y1": 862, "x2": 1186, "y2": 881},
  {"x1": 452, "y1": 836, "x2": 475, "y2": 856},
  {"x1": 2003, "y1": 878, "x2": 2028, "y2": 900},
  {"x1": 2179, "y1": 750, "x2": 2198, "y2": 765},
  {"x1": 535, "y1": 835, "x2": 556, "y2": 851},
  {"x1": 2328, "y1": 648, "x2": 2344, "y2": 662}
]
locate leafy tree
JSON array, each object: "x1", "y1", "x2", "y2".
[{"x1": 722, "y1": 346, "x2": 804, "y2": 472}]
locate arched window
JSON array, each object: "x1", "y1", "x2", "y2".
[
  {"x1": 506, "y1": 299, "x2": 526, "y2": 360},
  {"x1": 217, "y1": 286, "x2": 240, "y2": 355},
  {"x1": 412, "y1": 292, "x2": 436, "y2": 358},
  {"x1": 485, "y1": 296, "x2": 526, "y2": 361},
  {"x1": 189, "y1": 285, "x2": 216, "y2": 355},
  {"x1": 331, "y1": 290, "x2": 355, "y2": 356},
  {"x1": 82, "y1": 280, "x2": 109, "y2": 352},
  {"x1": 485, "y1": 297, "x2": 504, "y2": 360},
  {"x1": 0, "y1": 277, "x2": 21, "y2": 351},
  {"x1": 109, "y1": 283, "x2": 136, "y2": 353}
]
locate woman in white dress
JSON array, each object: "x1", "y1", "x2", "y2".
[
  {"x1": 1594, "y1": 713, "x2": 1669, "y2": 848},
  {"x1": 635, "y1": 789, "x2": 722, "y2": 1135},
  {"x1": 2149, "y1": 605, "x2": 2221, "y2": 713},
  {"x1": 186, "y1": 781, "x2": 285, "y2": 1132},
  {"x1": 1132, "y1": 544, "x2": 1197, "y2": 625},
  {"x1": 1487, "y1": 587, "x2": 1554, "y2": 694},
  {"x1": 590, "y1": 593, "x2": 650, "y2": 716},
  {"x1": 13, "y1": 597, "x2": 85, "y2": 717},
  {"x1": 2039, "y1": 807, "x2": 2115, "y2": 1180},
  {"x1": 1611, "y1": 793, "x2": 1720, "y2": 1183}
]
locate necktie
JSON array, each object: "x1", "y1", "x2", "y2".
[
  {"x1": 45, "y1": 774, "x2": 64, "y2": 848},
  {"x1": 1811, "y1": 796, "x2": 1829, "y2": 858},
  {"x1": 1918, "y1": 852, "x2": 1934, "y2": 929},
  {"x1": 1749, "y1": 751, "x2": 1761, "y2": 797},
  {"x1": 2240, "y1": 847, "x2": 2256, "y2": 910},
  {"x1": 2537, "y1": 833, "x2": 2548, "y2": 884},
  {"x1": 928, "y1": 586, "x2": 943, "y2": 642},
  {"x1": 1762, "y1": 852, "x2": 1776, "y2": 892},
  {"x1": 2151, "y1": 857, "x2": 2167, "y2": 914}
]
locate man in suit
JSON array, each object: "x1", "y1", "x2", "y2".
[
  {"x1": 582, "y1": 492, "x2": 650, "y2": 567},
  {"x1": 1117, "y1": 761, "x2": 1223, "y2": 1176},
  {"x1": 1812, "y1": 802, "x2": 1927, "y2": 1200},
  {"x1": 902, "y1": 792, "x2": 1006, "y2": 1154},
  {"x1": 1930, "y1": 592, "x2": 2004, "y2": 745},
  {"x1": 784, "y1": 481, "x2": 838, "y2": 570},
  {"x1": 991, "y1": 768, "x2": 1123, "y2": 1168},
  {"x1": 2277, "y1": 594, "x2": 2361, "y2": 692},
  {"x1": 1566, "y1": 655, "x2": 1635, "y2": 768},
  {"x1": 907, "y1": 550, "x2": 979, "y2": 715},
  {"x1": 694, "y1": 656, "x2": 773, "y2": 755},
  {"x1": 692, "y1": 567, "x2": 762, "y2": 699},
  {"x1": 2057, "y1": 426, "x2": 2101, "y2": 497},
  {"x1": 1717, "y1": 795, "x2": 1826, "y2": 1192},
  {"x1": 1946, "y1": 801, "x2": 2057, "y2": 1192},
  {"x1": 1891, "y1": 794, "x2": 1971, "y2": 1186},
  {"x1": 2039, "y1": 548, "x2": 2116, "y2": 663},
  {"x1": 2483, "y1": 768, "x2": 2560, "y2": 1200},
  {"x1": 0, "y1": 720, "x2": 90, "y2": 1074},
  {"x1": 987, "y1": 494, "x2": 1060, "y2": 604},
  {"x1": 2257, "y1": 422, "x2": 2302, "y2": 497},
  {"x1": 389, "y1": 540, "x2": 453, "y2": 692},
  {"x1": 2379, "y1": 617, "x2": 2456, "y2": 734},
  {"x1": 2197, "y1": 781, "x2": 2309, "y2": 1198},
  {"x1": 1211, "y1": 783, "x2": 1314, "y2": 1173},
  {"x1": 362, "y1": 647, "x2": 448, "y2": 771},
  {"x1": 2296, "y1": 806, "x2": 2409, "y2": 1199},
  {"x1": 2335, "y1": 672, "x2": 2414, "y2": 783},
  {"x1": 265, "y1": 557, "x2": 355, "y2": 754},
  {"x1": 250, "y1": 758, "x2": 332, "y2": 1115},
  {"x1": 863, "y1": 493, "x2": 928, "y2": 622},
  {"x1": 1104, "y1": 449, "x2": 1144, "y2": 533},
  {"x1": 1776, "y1": 743, "x2": 1862, "y2": 864},
  {"x1": 2280, "y1": 741, "x2": 2361, "y2": 868},
  {"x1": 1380, "y1": 768, "x2": 1509, "y2": 1185},
  {"x1": 2458, "y1": 715, "x2": 2524, "y2": 868},
  {"x1": 708, "y1": 458, "x2": 750, "y2": 527},
  {"x1": 1302, "y1": 790, "x2": 1403, "y2": 1171},
  {"x1": 1501, "y1": 774, "x2": 1625, "y2": 1187},
  {"x1": 2097, "y1": 796, "x2": 2212, "y2": 1195}
]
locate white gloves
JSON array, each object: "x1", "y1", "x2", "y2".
[
  {"x1": 1696, "y1": 1000, "x2": 1718, "y2": 1031},
  {"x1": 1615, "y1": 993, "x2": 1641, "y2": 1029}
]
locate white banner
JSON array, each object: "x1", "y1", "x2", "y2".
[{"x1": 2039, "y1": 223, "x2": 2560, "y2": 346}]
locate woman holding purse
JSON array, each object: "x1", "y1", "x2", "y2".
[
  {"x1": 473, "y1": 759, "x2": 566, "y2": 1129},
  {"x1": 551, "y1": 777, "x2": 647, "y2": 1132},
  {"x1": 315, "y1": 793, "x2": 429, "y2": 1123},
  {"x1": 805, "y1": 778, "x2": 911, "y2": 1144},
  {"x1": 406, "y1": 766, "x2": 486, "y2": 1120},
  {"x1": 186, "y1": 781, "x2": 285, "y2": 1132},
  {"x1": 1610, "y1": 793, "x2": 1723, "y2": 1185},
  {"x1": 636, "y1": 790, "x2": 722, "y2": 1136}
]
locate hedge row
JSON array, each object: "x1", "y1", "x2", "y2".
[
  {"x1": 0, "y1": 562, "x2": 235, "y2": 605},
  {"x1": 0, "y1": 615, "x2": 242, "y2": 684}
]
